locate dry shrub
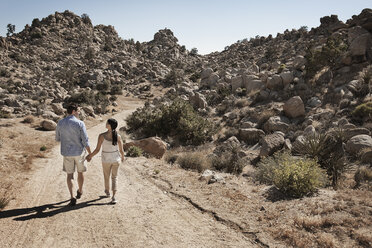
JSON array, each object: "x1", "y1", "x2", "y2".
[
  {"x1": 274, "y1": 226, "x2": 313, "y2": 248},
  {"x1": 317, "y1": 233, "x2": 337, "y2": 248},
  {"x1": 177, "y1": 152, "x2": 210, "y2": 173},
  {"x1": 164, "y1": 151, "x2": 179, "y2": 164},
  {"x1": 211, "y1": 146, "x2": 244, "y2": 174},
  {"x1": 354, "y1": 166, "x2": 372, "y2": 188},
  {"x1": 0, "y1": 196, "x2": 10, "y2": 209},
  {"x1": 235, "y1": 98, "x2": 250, "y2": 108},
  {"x1": 23, "y1": 115, "x2": 35, "y2": 123},
  {"x1": 294, "y1": 215, "x2": 323, "y2": 231},
  {"x1": 352, "y1": 229, "x2": 372, "y2": 247},
  {"x1": 257, "y1": 109, "x2": 276, "y2": 128}
]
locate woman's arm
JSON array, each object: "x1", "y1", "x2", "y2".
[
  {"x1": 86, "y1": 134, "x2": 104, "y2": 160},
  {"x1": 117, "y1": 134, "x2": 125, "y2": 162}
]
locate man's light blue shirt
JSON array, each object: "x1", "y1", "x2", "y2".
[{"x1": 55, "y1": 115, "x2": 90, "y2": 156}]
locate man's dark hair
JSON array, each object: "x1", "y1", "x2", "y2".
[{"x1": 67, "y1": 104, "x2": 78, "y2": 114}]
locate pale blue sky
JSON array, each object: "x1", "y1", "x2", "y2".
[{"x1": 0, "y1": 0, "x2": 370, "y2": 54}]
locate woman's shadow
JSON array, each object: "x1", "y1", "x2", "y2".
[{"x1": 0, "y1": 196, "x2": 108, "y2": 221}]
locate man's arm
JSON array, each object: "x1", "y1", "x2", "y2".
[
  {"x1": 80, "y1": 122, "x2": 90, "y2": 153},
  {"x1": 55, "y1": 124, "x2": 60, "y2": 142}
]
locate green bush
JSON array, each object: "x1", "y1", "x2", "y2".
[
  {"x1": 257, "y1": 152, "x2": 327, "y2": 198},
  {"x1": 162, "y1": 69, "x2": 183, "y2": 87},
  {"x1": 40, "y1": 145, "x2": 47, "y2": 151},
  {"x1": 0, "y1": 111, "x2": 11, "y2": 118},
  {"x1": 177, "y1": 152, "x2": 210, "y2": 172},
  {"x1": 294, "y1": 132, "x2": 347, "y2": 188},
  {"x1": 126, "y1": 99, "x2": 215, "y2": 145},
  {"x1": 65, "y1": 90, "x2": 110, "y2": 114},
  {"x1": 352, "y1": 102, "x2": 372, "y2": 121},
  {"x1": 305, "y1": 36, "x2": 347, "y2": 78},
  {"x1": 126, "y1": 146, "x2": 143, "y2": 157}
]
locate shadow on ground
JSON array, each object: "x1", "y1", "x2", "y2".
[{"x1": 0, "y1": 196, "x2": 108, "y2": 221}]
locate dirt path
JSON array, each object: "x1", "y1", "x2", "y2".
[{"x1": 0, "y1": 101, "x2": 258, "y2": 248}]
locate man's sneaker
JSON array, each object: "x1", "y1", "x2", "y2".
[
  {"x1": 69, "y1": 198, "x2": 77, "y2": 206},
  {"x1": 111, "y1": 197, "x2": 117, "y2": 204},
  {"x1": 104, "y1": 190, "x2": 110, "y2": 198}
]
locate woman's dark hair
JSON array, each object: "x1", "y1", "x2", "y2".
[{"x1": 107, "y1": 118, "x2": 118, "y2": 145}]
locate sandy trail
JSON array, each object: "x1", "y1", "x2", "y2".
[{"x1": 0, "y1": 101, "x2": 257, "y2": 248}]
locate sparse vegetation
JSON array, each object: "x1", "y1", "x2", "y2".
[
  {"x1": 305, "y1": 36, "x2": 347, "y2": 79},
  {"x1": 40, "y1": 145, "x2": 47, "y2": 151},
  {"x1": 0, "y1": 111, "x2": 11, "y2": 119},
  {"x1": 257, "y1": 152, "x2": 327, "y2": 198},
  {"x1": 126, "y1": 146, "x2": 143, "y2": 157},
  {"x1": 294, "y1": 132, "x2": 347, "y2": 188},
  {"x1": 162, "y1": 69, "x2": 183, "y2": 87},
  {"x1": 164, "y1": 151, "x2": 179, "y2": 164},
  {"x1": 0, "y1": 196, "x2": 10, "y2": 209},
  {"x1": 177, "y1": 152, "x2": 210, "y2": 172},
  {"x1": 23, "y1": 115, "x2": 35, "y2": 124},
  {"x1": 126, "y1": 99, "x2": 215, "y2": 145},
  {"x1": 212, "y1": 146, "x2": 244, "y2": 174},
  {"x1": 354, "y1": 166, "x2": 372, "y2": 188},
  {"x1": 6, "y1": 23, "x2": 15, "y2": 37},
  {"x1": 352, "y1": 102, "x2": 372, "y2": 122}
]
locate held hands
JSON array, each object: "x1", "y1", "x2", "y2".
[{"x1": 86, "y1": 154, "x2": 92, "y2": 162}]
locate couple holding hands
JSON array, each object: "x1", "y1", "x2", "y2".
[{"x1": 55, "y1": 104, "x2": 125, "y2": 206}]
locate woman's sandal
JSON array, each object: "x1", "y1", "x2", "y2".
[{"x1": 76, "y1": 190, "x2": 82, "y2": 199}]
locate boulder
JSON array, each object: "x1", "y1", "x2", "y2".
[
  {"x1": 345, "y1": 135, "x2": 372, "y2": 155},
  {"x1": 41, "y1": 119, "x2": 57, "y2": 131},
  {"x1": 280, "y1": 71, "x2": 294, "y2": 86},
  {"x1": 259, "y1": 132, "x2": 285, "y2": 157},
  {"x1": 263, "y1": 116, "x2": 290, "y2": 133},
  {"x1": 361, "y1": 150, "x2": 372, "y2": 164},
  {"x1": 189, "y1": 92, "x2": 207, "y2": 109},
  {"x1": 350, "y1": 33, "x2": 372, "y2": 58},
  {"x1": 343, "y1": 128, "x2": 370, "y2": 140},
  {"x1": 231, "y1": 76, "x2": 243, "y2": 92},
  {"x1": 123, "y1": 137, "x2": 167, "y2": 159},
  {"x1": 51, "y1": 103, "x2": 65, "y2": 115},
  {"x1": 266, "y1": 75, "x2": 283, "y2": 90},
  {"x1": 293, "y1": 55, "x2": 306, "y2": 70},
  {"x1": 239, "y1": 128, "x2": 265, "y2": 144},
  {"x1": 283, "y1": 96, "x2": 305, "y2": 118}
]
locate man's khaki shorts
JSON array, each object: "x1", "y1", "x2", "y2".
[{"x1": 63, "y1": 154, "x2": 87, "y2": 174}]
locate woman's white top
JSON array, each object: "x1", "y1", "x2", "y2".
[{"x1": 101, "y1": 138, "x2": 121, "y2": 163}]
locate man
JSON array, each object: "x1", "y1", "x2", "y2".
[{"x1": 56, "y1": 104, "x2": 92, "y2": 206}]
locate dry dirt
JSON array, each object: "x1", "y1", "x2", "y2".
[{"x1": 0, "y1": 97, "x2": 371, "y2": 248}]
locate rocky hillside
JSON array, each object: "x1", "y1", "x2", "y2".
[
  {"x1": 1, "y1": 9, "x2": 372, "y2": 164},
  {"x1": 0, "y1": 10, "x2": 202, "y2": 119}
]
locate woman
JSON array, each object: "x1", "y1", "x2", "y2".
[{"x1": 86, "y1": 118, "x2": 124, "y2": 204}]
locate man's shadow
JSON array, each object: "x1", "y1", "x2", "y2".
[{"x1": 0, "y1": 196, "x2": 109, "y2": 221}]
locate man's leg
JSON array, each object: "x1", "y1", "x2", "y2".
[
  {"x1": 77, "y1": 172, "x2": 84, "y2": 195},
  {"x1": 67, "y1": 173, "x2": 74, "y2": 199}
]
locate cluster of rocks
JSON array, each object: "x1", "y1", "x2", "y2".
[{"x1": 159, "y1": 9, "x2": 372, "y2": 164}]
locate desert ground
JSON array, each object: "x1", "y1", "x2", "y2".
[{"x1": 0, "y1": 96, "x2": 371, "y2": 248}]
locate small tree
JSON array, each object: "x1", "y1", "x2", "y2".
[
  {"x1": 81, "y1": 13, "x2": 92, "y2": 25},
  {"x1": 6, "y1": 24, "x2": 15, "y2": 37},
  {"x1": 190, "y1": 47, "x2": 198, "y2": 56}
]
